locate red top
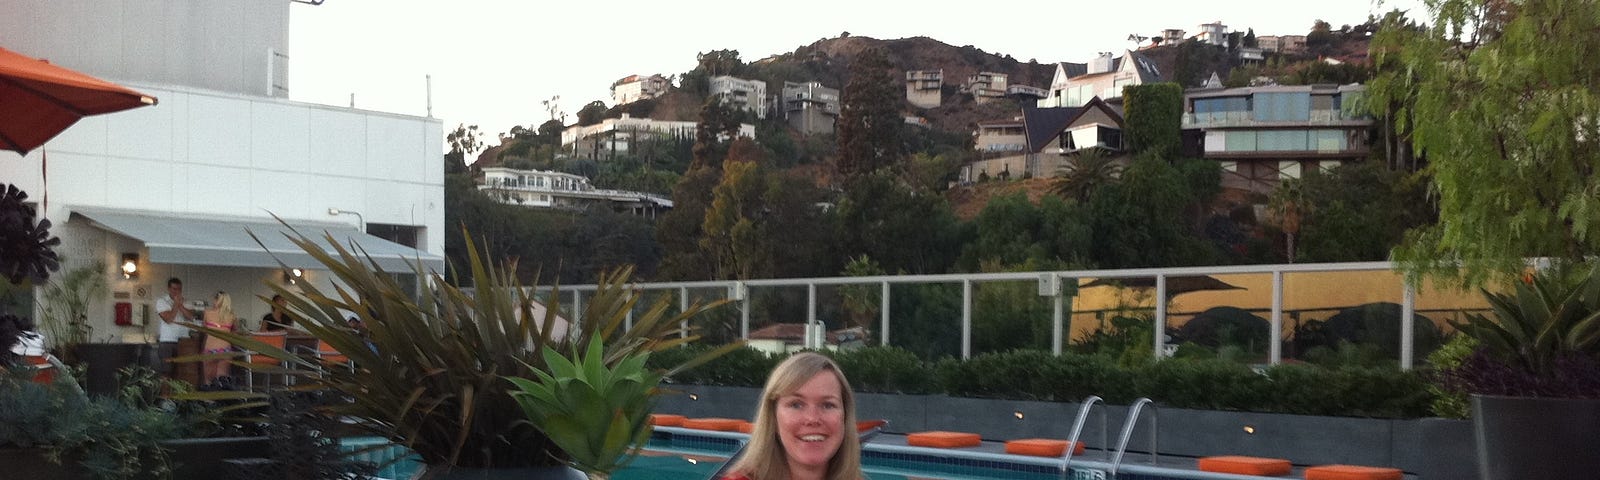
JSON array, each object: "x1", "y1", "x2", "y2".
[{"x1": 720, "y1": 474, "x2": 750, "y2": 480}]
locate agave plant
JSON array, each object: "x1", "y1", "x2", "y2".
[
  {"x1": 507, "y1": 336, "x2": 659, "y2": 478},
  {"x1": 1447, "y1": 263, "x2": 1600, "y2": 394},
  {"x1": 182, "y1": 225, "x2": 740, "y2": 474}
]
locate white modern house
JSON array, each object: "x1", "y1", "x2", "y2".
[
  {"x1": 0, "y1": 1, "x2": 444, "y2": 343},
  {"x1": 477, "y1": 167, "x2": 671, "y2": 217},
  {"x1": 708, "y1": 75, "x2": 768, "y2": 118}
]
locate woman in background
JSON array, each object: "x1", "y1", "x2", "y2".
[
  {"x1": 200, "y1": 292, "x2": 238, "y2": 386},
  {"x1": 722, "y1": 352, "x2": 864, "y2": 480}
]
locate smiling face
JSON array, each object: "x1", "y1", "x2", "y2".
[{"x1": 775, "y1": 370, "x2": 845, "y2": 477}]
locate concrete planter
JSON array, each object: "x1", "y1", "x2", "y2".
[
  {"x1": 654, "y1": 385, "x2": 1474, "y2": 479},
  {"x1": 1472, "y1": 395, "x2": 1600, "y2": 480},
  {"x1": 162, "y1": 436, "x2": 271, "y2": 480},
  {"x1": 0, "y1": 448, "x2": 84, "y2": 480}
]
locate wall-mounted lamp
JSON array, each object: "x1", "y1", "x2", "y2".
[
  {"x1": 120, "y1": 253, "x2": 139, "y2": 279},
  {"x1": 284, "y1": 268, "x2": 304, "y2": 285},
  {"x1": 328, "y1": 208, "x2": 366, "y2": 232}
]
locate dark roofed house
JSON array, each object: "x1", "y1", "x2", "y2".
[{"x1": 962, "y1": 97, "x2": 1128, "y2": 182}]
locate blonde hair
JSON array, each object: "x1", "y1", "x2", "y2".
[
  {"x1": 728, "y1": 352, "x2": 863, "y2": 480},
  {"x1": 213, "y1": 292, "x2": 236, "y2": 325}
]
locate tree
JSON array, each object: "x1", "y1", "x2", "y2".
[
  {"x1": 655, "y1": 167, "x2": 722, "y2": 280},
  {"x1": 1272, "y1": 163, "x2": 1434, "y2": 263},
  {"x1": 690, "y1": 99, "x2": 743, "y2": 171},
  {"x1": 1243, "y1": 28, "x2": 1258, "y2": 48},
  {"x1": 836, "y1": 173, "x2": 962, "y2": 275},
  {"x1": 1122, "y1": 83, "x2": 1184, "y2": 158},
  {"x1": 1377, "y1": 0, "x2": 1600, "y2": 287},
  {"x1": 576, "y1": 101, "x2": 609, "y2": 127},
  {"x1": 1088, "y1": 156, "x2": 1218, "y2": 268},
  {"x1": 1050, "y1": 151, "x2": 1122, "y2": 203},
  {"x1": 701, "y1": 141, "x2": 771, "y2": 280},
  {"x1": 1307, "y1": 19, "x2": 1335, "y2": 53},
  {"x1": 835, "y1": 48, "x2": 905, "y2": 180},
  {"x1": 445, "y1": 124, "x2": 483, "y2": 174}
]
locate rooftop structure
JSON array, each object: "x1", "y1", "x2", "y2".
[{"x1": 478, "y1": 167, "x2": 670, "y2": 217}]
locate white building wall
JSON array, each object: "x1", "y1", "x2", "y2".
[
  {"x1": 0, "y1": 82, "x2": 444, "y2": 341},
  {"x1": 0, "y1": 0, "x2": 291, "y2": 97}
]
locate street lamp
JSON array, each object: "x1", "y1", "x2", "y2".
[{"x1": 328, "y1": 208, "x2": 365, "y2": 232}]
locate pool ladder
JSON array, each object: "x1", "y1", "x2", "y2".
[{"x1": 1059, "y1": 397, "x2": 1160, "y2": 480}]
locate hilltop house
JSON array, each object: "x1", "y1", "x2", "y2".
[
  {"x1": 906, "y1": 69, "x2": 944, "y2": 108},
  {"x1": 477, "y1": 167, "x2": 670, "y2": 217},
  {"x1": 1037, "y1": 50, "x2": 1163, "y2": 108},
  {"x1": 709, "y1": 75, "x2": 768, "y2": 118},
  {"x1": 561, "y1": 114, "x2": 756, "y2": 160},
  {"x1": 964, "y1": 72, "x2": 1008, "y2": 105},
  {"x1": 962, "y1": 97, "x2": 1126, "y2": 182},
  {"x1": 611, "y1": 74, "x2": 671, "y2": 106},
  {"x1": 781, "y1": 81, "x2": 840, "y2": 135},
  {"x1": 0, "y1": 1, "x2": 444, "y2": 342},
  {"x1": 1180, "y1": 83, "x2": 1372, "y2": 193}
]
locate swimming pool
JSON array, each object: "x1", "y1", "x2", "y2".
[{"x1": 623, "y1": 428, "x2": 1277, "y2": 480}]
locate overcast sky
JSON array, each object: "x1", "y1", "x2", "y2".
[{"x1": 286, "y1": 0, "x2": 1424, "y2": 144}]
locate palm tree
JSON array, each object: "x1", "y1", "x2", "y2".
[{"x1": 1050, "y1": 150, "x2": 1122, "y2": 203}]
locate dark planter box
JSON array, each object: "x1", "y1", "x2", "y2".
[
  {"x1": 1472, "y1": 395, "x2": 1600, "y2": 480},
  {"x1": 0, "y1": 447, "x2": 86, "y2": 480},
  {"x1": 72, "y1": 343, "x2": 158, "y2": 397},
  {"x1": 654, "y1": 385, "x2": 1475, "y2": 479},
  {"x1": 162, "y1": 436, "x2": 271, "y2": 480}
]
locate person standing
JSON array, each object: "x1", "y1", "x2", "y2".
[
  {"x1": 260, "y1": 294, "x2": 294, "y2": 331},
  {"x1": 155, "y1": 277, "x2": 197, "y2": 377},
  {"x1": 200, "y1": 292, "x2": 238, "y2": 386}
]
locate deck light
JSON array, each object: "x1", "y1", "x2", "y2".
[
  {"x1": 689, "y1": 394, "x2": 699, "y2": 401},
  {"x1": 284, "y1": 268, "x2": 304, "y2": 285},
  {"x1": 1014, "y1": 411, "x2": 1025, "y2": 420},
  {"x1": 1243, "y1": 425, "x2": 1256, "y2": 434}
]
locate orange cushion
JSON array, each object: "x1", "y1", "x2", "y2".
[
  {"x1": 681, "y1": 418, "x2": 746, "y2": 431},
  {"x1": 737, "y1": 421, "x2": 754, "y2": 434},
  {"x1": 1005, "y1": 439, "x2": 1086, "y2": 457},
  {"x1": 1305, "y1": 465, "x2": 1403, "y2": 480},
  {"x1": 650, "y1": 414, "x2": 685, "y2": 427},
  {"x1": 1198, "y1": 456, "x2": 1293, "y2": 476},
  {"x1": 906, "y1": 431, "x2": 981, "y2": 448}
]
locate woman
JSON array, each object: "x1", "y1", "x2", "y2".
[
  {"x1": 200, "y1": 292, "x2": 238, "y2": 386},
  {"x1": 722, "y1": 352, "x2": 865, "y2": 480}
]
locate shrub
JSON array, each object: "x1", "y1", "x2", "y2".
[
  {"x1": 651, "y1": 345, "x2": 776, "y2": 387},
  {"x1": 827, "y1": 347, "x2": 935, "y2": 394},
  {"x1": 1424, "y1": 334, "x2": 1476, "y2": 418},
  {"x1": 1136, "y1": 358, "x2": 1267, "y2": 411}
]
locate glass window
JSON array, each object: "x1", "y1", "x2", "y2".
[
  {"x1": 1315, "y1": 130, "x2": 1346, "y2": 152},
  {"x1": 1260, "y1": 130, "x2": 1309, "y2": 151},
  {"x1": 1254, "y1": 92, "x2": 1311, "y2": 121},
  {"x1": 1225, "y1": 131, "x2": 1257, "y2": 151}
]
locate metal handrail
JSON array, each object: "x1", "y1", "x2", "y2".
[
  {"x1": 1060, "y1": 395, "x2": 1109, "y2": 480},
  {"x1": 1110, "y1": 398, "x2": 1159, "y2": 476}
]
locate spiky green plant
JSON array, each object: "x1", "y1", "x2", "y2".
[
  {"x1": 179, "y1": 225, "x2": 740, "y2": 473},
  {"x1": 1451, "y1": 264, "x2": 1600, "y2": 378},
  {"x1": 507, "y1": 336, "x2": 659, "y2": 476}
]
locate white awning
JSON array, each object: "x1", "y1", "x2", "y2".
[{"x1": 73, "y1": 207, "x2": 444, "y2": 272}]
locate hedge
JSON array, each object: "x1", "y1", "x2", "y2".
[{"x1": 646, "y1": 346, "x2": 1435, "y2": 419}]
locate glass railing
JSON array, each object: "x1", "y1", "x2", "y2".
[{"x1": 1183, "y1": 109, "x2": 1369, "y2": 127}]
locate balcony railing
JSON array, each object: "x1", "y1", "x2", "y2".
[{"x1": 1183, "y1": 109, "x2": 1370, "y2": 128}]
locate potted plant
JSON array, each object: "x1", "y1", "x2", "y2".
[
  {"x1": 193, "y1": 228, "x2": 740, "y2": 480},
  {"x1": 507, "y1": 337, "x2": 661, "y2": 480},
  {"x1": 1439, "y1": 263, "x2": 1600, "y2": 479}
]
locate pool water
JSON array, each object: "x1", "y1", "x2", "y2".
[{"x1": 612, "y1": 436, "x2": 1065, "y2": 480}]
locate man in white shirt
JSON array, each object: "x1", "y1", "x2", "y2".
[{"x1": 155, "y1": 277, "x2": 197, "y2": 376}]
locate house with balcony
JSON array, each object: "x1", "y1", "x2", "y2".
[
  {"x1": 477, "y1": 167, "x2": 671, "y2": 217},
  {"x1": 709, "y1": 75, "x2": 768, "y2": 119},
  {"x1": 964, "y1": 72, "x2": 1008, "y2": 105},
  {"x1": 961, "y1": 97, "x2": 1126, "y2": 182},
  {"x1": 781, "y1": 81, "x2": 840, "y2": 135},
  {"x1": 905, "y1": 69, "x2": 943, "y2": 108},
  {"x1": 1181, "y1": 83, "x2": 1371, "y2": 193},
  {"x1": 611, "y1": 74, "x2": 670, "y2": 106},
  {"x1": 561, "y1": 114, "x2": 755, "y2": 160},
  {"x1": 0, "y1": 0, "x2": 444, "y2": 344},
  {"x1": 1197, "y1": 21, "x2": 1229, "y2": 46},
  {"x1": 1258, "y1": 35, "x2": 1307, "y2": 54},
  {"x1": 1037, "y1": 51, "x2": 1162, "y2": 108}
]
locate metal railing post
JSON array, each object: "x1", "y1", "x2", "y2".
[
  {"x1": 679, "y1": 287, "x2": 689, "y2": 339},
  {"x1": 1154, "y1": 274, "x2": 1167, "y2": 360},
  {"x1": 962, "y1": 279, "x2": 973, "y2": 360},
  {"x1": 1271, "y1": 270, "x2": 1284, "y2": 365},
  {"x1": 1401, "y1": 283, "x2": 1416, "y2": 370},
  {"x1": 880, "y1": 282, "x2": 890, "y2": 347},
  {"x1": 807, "y1": 283, "x2": 818, "y2": 349}
]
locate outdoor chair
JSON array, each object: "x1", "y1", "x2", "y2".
[
  {"x1": 242, "y1": 331, "x2": 288, "y2": 391},
  {"x1": 313, "y1": 339, "x2": 353, "y2": 372},
  {"x1": 23, "y1": 354, "x2": 55, "y2": 384}
]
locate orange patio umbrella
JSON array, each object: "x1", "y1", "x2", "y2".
[{"x1": 0, "y1": 46, "x2": 157, "y2": 156}]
